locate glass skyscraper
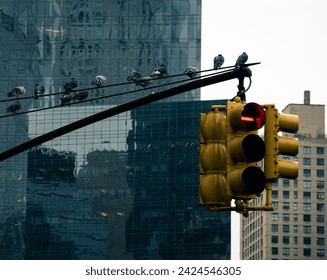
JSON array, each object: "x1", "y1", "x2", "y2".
[{"x1": 0, "y1": 0, "x2": 231, "y2": 259}]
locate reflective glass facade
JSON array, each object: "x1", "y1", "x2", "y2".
[{"x1": 0, "y1": 0, "x2": 231, "y2": 259}]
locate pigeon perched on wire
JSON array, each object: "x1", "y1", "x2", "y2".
[
  {"x1": 127, "y1": 71, "x2": 143, "y2": 82},
  {"x1": 127, "y1": 71, "x2": 152, "y2": 88},
  {"x1": 6, "y1": 101, "x2": 21, "y2": 114},
  {"x1": 7, "y1": 86, "x2": 26, "y2": 98},
  {"x1": 91, "y1": 75, "x2": 106, "y2": 87},
  {"x1": 60, "y1": 93, "x2": 72, "y2": 106},
  {"x1": 63, "y1": 78, "x2": 78, "y2": 93},
  {"x1": 34, "y1": 84, "x2": 45, "y2": 99},
  {"x1": 151, "y1": 64, "x2": 167, "y2": 78},
  {"x1": 73, "y1": 90, "x2": 88, "y2": 101},
  {"x1": 213, "y1": 54, "x2": 224, "y2": 70},
  {"x1": 235, "y1": 52, "x2": 248, "y2": 68},
  {"x1": 135, "y1": 76, "x2": 152, "y2": 88},
  {"x1": 184, "y1": 66, "x2": 199, "y2": 79}
]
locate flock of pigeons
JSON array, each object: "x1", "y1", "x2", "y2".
[{"x1": 4, "y1": 52, "x2": 248, "y2": 114}]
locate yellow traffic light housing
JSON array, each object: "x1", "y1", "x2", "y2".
[
  {"x1": 264, "y1": 105, "x2": 299, "y2": 180},
  {"x1": 226, "y1": 100, "x2": 266, "y2": 200},
  {"x1": 199, "y1": 106, "x2": 231, "y2": 207},
  {"x1": 198, "y1": 101, "x2": 298, "y2": 216}
]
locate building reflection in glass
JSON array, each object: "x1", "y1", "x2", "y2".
[{"x1": 0, "y1": 0, "x2": 231, "y2": 259}]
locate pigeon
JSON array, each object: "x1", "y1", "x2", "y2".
[
  {"x1": 34, "y1": 84, "x2": 45, "y2": 99},
  {"x1": 91, "y1": 75, "x2": 106, "y2": 87},
  {"x1": 6, "y1": 101, "x2": 21, "y2": 114},
  {"x1": 184, "y1": 66, "x2": 199, "y2": 79},
  {"x1": 135, "y1": 76, "x2": 152, "y2": 88},
  {"x1": 213, "y1": 54, "x2": 224, "y2": 70},
  {"x1": 73, "y1": 90, "x2": 88, "y2": 101},
  {"x1": 151, "y1": 64, "x2": 167, "y2": 78},
  {"x1": 60, "y1": 93, "x2": 72, "y2": 106},
  {"x1": 127, "y1": 71, "x2": 143, "y2": 82},
  {"x1": 63, "y1": 78, "x2": 78, "y2": 93},
  {"x1": 7, "y1": 86, "x2": 26, "y2": 98},
  {"x1": 235, "y1": 52, "x2": 248, "y2": 68}
]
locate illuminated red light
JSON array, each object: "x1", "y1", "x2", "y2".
[
  {"x1": 241, "y1": 103, "x2": 265, "y2": 130},
  {"x1": 241, "y1": 116, "x2": 255, "y2": 122}
]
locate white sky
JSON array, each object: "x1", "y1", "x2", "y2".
[
  {"x1": 201, "y1": 0, "x2": 327, "y2": 260},
  {"x1": 201, "y1": 0, "x2": 327, "y2": 110}
]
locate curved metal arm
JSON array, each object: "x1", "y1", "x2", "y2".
[{"x1": 0, "y1": 63, "x2": 260, "y2": 161}]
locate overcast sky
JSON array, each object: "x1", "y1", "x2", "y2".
[
  {"x1": 201, "y1": 0, "x2": 327, "y2": 111},
  {"x1": 201, "y1": 0, "x2": 327, "y2": 260}
]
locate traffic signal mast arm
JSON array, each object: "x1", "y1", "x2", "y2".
[{"x1": 0, "y1": 64, "x2": 259, "y2": 162}]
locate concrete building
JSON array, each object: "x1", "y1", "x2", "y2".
[{"x1": 241, "y1": 91, "x2": 327, "y2": 260}]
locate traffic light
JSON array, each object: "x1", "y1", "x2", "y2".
[
  {"x1": 226, "y1": 100, "x2": 266, "y2": 200},
  {"x1": 199, "y1": 106, "x2": 231, "y2": 207},
  {"x1": 264, "y1": 105, "x2": 299, "y2": 180}
]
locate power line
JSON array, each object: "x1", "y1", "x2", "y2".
[
  {"x1": 0, "y1": 65, "x2": 236, "y2": 104},
  {"x1": 0, "y1": 67, "x2": 236, "y2": 119}
]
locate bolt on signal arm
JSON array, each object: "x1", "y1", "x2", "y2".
[{"x1": 0, "y1": 63, "x2": 260, "y2": 162}]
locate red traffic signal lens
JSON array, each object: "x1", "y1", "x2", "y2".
[{"x1": 241, "y1": 103, "x2": 265, "y2": 130}]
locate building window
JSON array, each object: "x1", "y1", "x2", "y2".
[
  {"x1": 317, "y1": 158, "x2": 324, "y2": 166},
  {"x1": 317, "y1": 204, "x2": 325, "y2": 211},
  {"x1": 317, "y1": 226, "x2": 325, "y2": 234},
  {"x1": 303, "y1": 192, "x2": 311, "y2": 199},
  {"x1": 303, "y1": 226, "x2": 311, "y2": 233},
  {"x1": 271, "y1": 224, "x2": 278, "y2": 232},
  {"x1": 294, "y1": 179, "x2": 298, "y2": 188},
  {"x1": 293, "y1": 191, "x2": 298, "y2": 199},
  {"x1": 303, "y1": 158, "x2": 311, "y2": 165},
  {"x1": 294, "y1": 214, "x2": 298, "y2": 222},
  {"x1": 317, "y1": 147, "x2": 324, "y2": 154},
  {"x1": 271, "y1": 213, "x2": 278, "y2": 221},
  {"x1": 303, "y1": 214, "x2": 311, "y2": 222},
  {"x1": 293, "y1": 202, "x2": 298, "y2": 210},
  {"x1": 283, "y1": 191, "x2": 290, "y2": 199},
  {"x1": 272, "y1": 190, "x2": 278, "y2": 199},
  {"x1": 303, "y1": 169, "x2": 311, "y2": 177},
  {"x1": 317, "y1": 181, "x2": 324, "y2": 189},
  {"x1": 317, "y1": 192, "x2": 324, "y2": 199},
  {"x1": 272, "y1": 247, "x2": 278, "y2": 255},
  {"x1": 283, "y1": 236, "x2": 290, "y2": 244},
  {"x1": 294, "y1": 236, "x2": 298, "y2": 244},
  {"x1": 317, "y1": 170, "x2": 325, "y2": 177},
  {"x1": 271, "y1": 236, "x2": 278, "y2": 243},
  {"x1": 282, "y1": 179, "x2": 290, "y2": 187},
  {"x1": 283, "y1": 225, "x2": 290, "y2": 233},
  {"x1": 317, "y1": 238, "x2": 325, "y2": 245},
  {"x1": 317, "y1": 249, "x2": 325, "y2": 257},
  {"x1": 303, "y1": 146, "x2": 311, "y2": 154},
  {"x1": 303, "y1": 203, "x2": 311, "y2": 211},
  {"x1": 293, "y1": 248, "x2": 298, "y2": 256},
  {"x1": 283, "y1": 202, "x2": 290, "y2": 210},
  {"x1": 303, "y1": 237, "x2": 311, "y2": 245},
  {"x1": 283, "y1": 213, "x2": 290, "y2": 221},
  {"x1": 294, "y1": 225, "x2": 298, "y2": 233},
  {"x1": 282, "y1": 248, "x2": 290, "y2": 256},
  {"x1": 303, "y1": 180, "x2": 311, "y2": 188},
  {"x1": 317, "y1": 215, "x2": 324, "y2": 223},
  {"x1": 272, "y1": 201, "x2": 278, "y2": 210},
  {"x1": 303, "y1": 248, "x2": 311, "y2": 256}
]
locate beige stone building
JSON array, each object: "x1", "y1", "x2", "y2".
[{"x1": 241, "y1": 91, "x2": 327, "y2": 260}]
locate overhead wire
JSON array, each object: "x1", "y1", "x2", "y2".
[
  {"x1": 0, "y1": 64, "x2": 236, "y2": 104},
  {"x1": 0, "y1": 65, "x2": 237, "y2": 119}
]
